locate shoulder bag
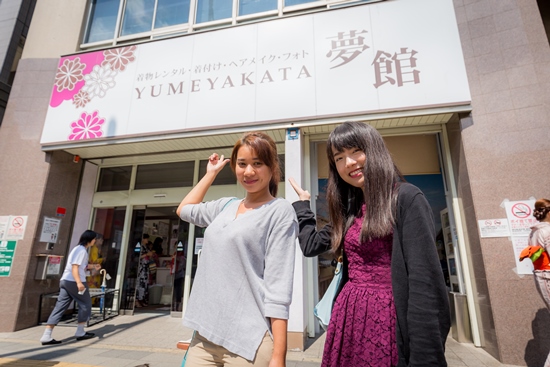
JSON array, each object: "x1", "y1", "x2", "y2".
[{"x1": 313, "y1": 257, "x2": 343, "y2": 331}]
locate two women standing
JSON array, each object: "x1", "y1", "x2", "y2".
[{"x1": 177, "y1": 124, "x2": 450, "y2": 366}]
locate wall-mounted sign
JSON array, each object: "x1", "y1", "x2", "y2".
[
  {"x1": 504, "y1": 200, "x2": 537, "y2": 236},
  {"x1": 40, "y1": 0, "x2": 469, "y2": 147},
  {"x1": 512, "y1": 236, "x2": 534, "y2": 275},
  {"x1": 46, "y1": 256, "x2": 63, "y2": 275},
  {"x1": 4, "y1": 216, "x2": 28, "y2": 241},
  {"x1": 0, "y1": 241, "x2": 17, "y2": 277},
  {"x1": 478, "y1": 218, "x2": 511, "y2": 238},
  {"x1": 0, "y1": 216, "x2": 8, "y2": 240},
  {"x1": 40, "y1": 217, "x2": 61, "y2": 243}
]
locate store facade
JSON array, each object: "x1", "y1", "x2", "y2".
[{"x1": 0, "y1": 0, "x2": 549, "y2": 364}]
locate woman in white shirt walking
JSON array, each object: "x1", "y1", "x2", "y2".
[{"x1": 40, "y1": 230, "x2": 102, "y2": 345}]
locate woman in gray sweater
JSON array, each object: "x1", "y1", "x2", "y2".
[{"x1": 177, "y1": 131, "x2": 298, "y2": 367}]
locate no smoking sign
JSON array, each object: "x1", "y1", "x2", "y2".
[{"x1": 511, "y1": 203, "x2": 531, "y2": 219}]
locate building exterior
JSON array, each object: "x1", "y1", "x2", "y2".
[
  {"x1": 0, "y1": 0, "x2": 549, "y2": 365},
  {"x1": 0, "y1": 0, "x2": 36, "y2": 125}
]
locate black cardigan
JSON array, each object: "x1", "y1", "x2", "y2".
[{"x1": 292, "y1": 183, "x2": 450, "y2": 367}]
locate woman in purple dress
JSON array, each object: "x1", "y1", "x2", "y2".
[{"x1": 289, "y1": 121, "x2": 450, "y2": 366}]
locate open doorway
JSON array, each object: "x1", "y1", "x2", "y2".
[{"x1": 120, "y1": 206, "x2": 194, "y2": 316}]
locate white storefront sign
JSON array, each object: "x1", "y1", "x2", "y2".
[{"x1": 40, "y1": 0, "x2": 469, "y2": 145}]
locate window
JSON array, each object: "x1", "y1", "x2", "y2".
[
  {"x1": 285, "y1": 0, "x2": 318, "y2": 6},
  {"x1": 155, "y1": 0, "x2": 191, "y2": 28},
  {"x1": 196, "y1": 0, "x2": 233, "y2": 23},
  {"x1": 198, "y1": 160, "x2": 236, "y2": 185},
  {"x1": 135, "y1": 161, "x2": 195, "y2": 189},
  {"x1": 97, "y1": 166, "x2": 132, "y2": 191},
  {"x1": 85, "y1": 0, "x2": 120, "y2": 43},
  {"x1": 239, "y1": 0, "x2": 277, "y2": 17},
  {"x1": 120, "y1": 0, "x2": 155, "y2": 36},
  {"x1": 82, "y1": 0, "x2": 328, "y2": 47}
]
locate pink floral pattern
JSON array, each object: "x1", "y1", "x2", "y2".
[
  {"x1": 69, "y1": 111, "x2": 105, "y2": 140},
  {"x1": 47, "y1": 45, "x2": 140, "y2": 142},
  {"x1": 72, "y1": 90, "x2": 91, "y2": 108},
  {"x1": 55, "y1": 57, "x2": 85, "y2": 92},
  {"x1": 102, "y1": 46, "x2": 137, "y2": 72},
  {"x1": 82, "y1": 64, "x2": 117, "y2": 99}
]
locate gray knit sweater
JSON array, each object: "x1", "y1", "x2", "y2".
[{"x1": 179, "y1": 197, "x2": 298, "y2": 361}]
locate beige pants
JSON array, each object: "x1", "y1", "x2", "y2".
[{"x1": 185, "y1": 331, "x2": 273, "y2": 366}]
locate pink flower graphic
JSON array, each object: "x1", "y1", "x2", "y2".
[
  {"x1": 102, "y1": 45, "x2": 137, "y2": 72},
  {"x1": 69, "y1": 111, "x2": 105, "y2": 140},
  {"x1": 83, "y1": 64, "x2": 117, "y2": 99},
  {"x1": 55, "y1": 57, "x2": 86, "y2": 92},
  {"x1": 72, "y1": 90, "x2": 91, "y2": 108}
]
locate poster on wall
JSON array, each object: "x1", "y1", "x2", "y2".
[
  {"x1": 504, "y1": 200, "x2": 537, "y2": 236},
  {"x1": 478, "y1": 218, "x2": 511, "y2": 238},
  {"x1": 40, "y1": 217, "x2": 61, "y2": 243},
  {"x1": 0, "y1": 240, "x2": 17, "y2": 277},
  {"x1": 0, "y1": 216, "x2": 8, "y2": 240},
  {"x1": 512, "y1": 236, "x2": 534, "y2": 275},
  {"x1": 46, "y1": 256, "x2": 62, "y2": 275},
  {"x1": 4, "y1": 216, "x2": 28, "y2": 241}
]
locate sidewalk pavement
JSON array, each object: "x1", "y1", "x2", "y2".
[{"x1": 0, "y1": 311, "x2": 523, "y2": 367}]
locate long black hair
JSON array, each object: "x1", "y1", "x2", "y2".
[
  {"x1": 326, "y1": 121, "x2": 404, "y2": 252},
  {"x1": 78, "y1": 230, "x2": 101, "y2": 246}
]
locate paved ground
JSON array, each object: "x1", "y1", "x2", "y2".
[{"x1": 0, "y1": 311, "x2": 523, "y2": 367}]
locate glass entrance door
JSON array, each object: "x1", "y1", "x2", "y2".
[
  {"x1": 118, "y1": 206, "x2": 197, "y2": 316},
  {"x1": 88, "y1": 207, "x2": 127, "y2": 312},
  {"x1": 120, "y1": 207, "x2": 146, "y2": 313}
]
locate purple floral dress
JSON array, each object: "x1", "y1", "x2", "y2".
[{"x1": 322, "y1": 211, "x2": 398, "y2": 367}]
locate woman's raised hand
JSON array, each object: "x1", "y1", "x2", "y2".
[
  {"x1": 288, "y1": 178, "x2": 311, "y2": 201},
  {"x1": 206, "y1": 153, "x2": 230, "y2": 174}
]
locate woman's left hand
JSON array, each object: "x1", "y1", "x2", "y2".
[{"x1": 288, "y1": 178, "x2": 311, "y2": 201}]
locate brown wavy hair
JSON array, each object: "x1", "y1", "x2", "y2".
[
  {"x1": 326, "y1": 121, "x2": 404, "y2": 253},
  {"x1": 534, "y1": 199, "x2": 550, "y2": 221},
  {"x1": 230, "y1": 131, "x2": 281, "y2": 197}
]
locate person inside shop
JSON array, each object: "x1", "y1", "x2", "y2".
[
  {"x1": 176, "y1": 131, "x2": 298, "y2": 367},
  {"x1": 288, "y1": 121, "x2": 450, "y2": 367},
  {"x1": 171, "y1": 245, "x2": 186, "y2": 312},
  {"x1": 135, "y1": 233, "x2": 153, "y2": 308},
  {"x1": 86, "y1": 234, "x2": 104, "y2": 289},
  {"x1": 152, "y1": 237, "x2": 164, "y2": 257},
  {"x1": 40, "y1": 230, "x2": 102, "y2": 345}
]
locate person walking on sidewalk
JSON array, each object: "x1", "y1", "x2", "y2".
[
  {"x1": 176, "y1": 131, "x2": 298, "y2": 367},
  {"x1": 289, "y1": 121, "x2": 450, "y2": 367},
  {"x1": 40, "y1": 230, "x2": 102, "y2": 345}
]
